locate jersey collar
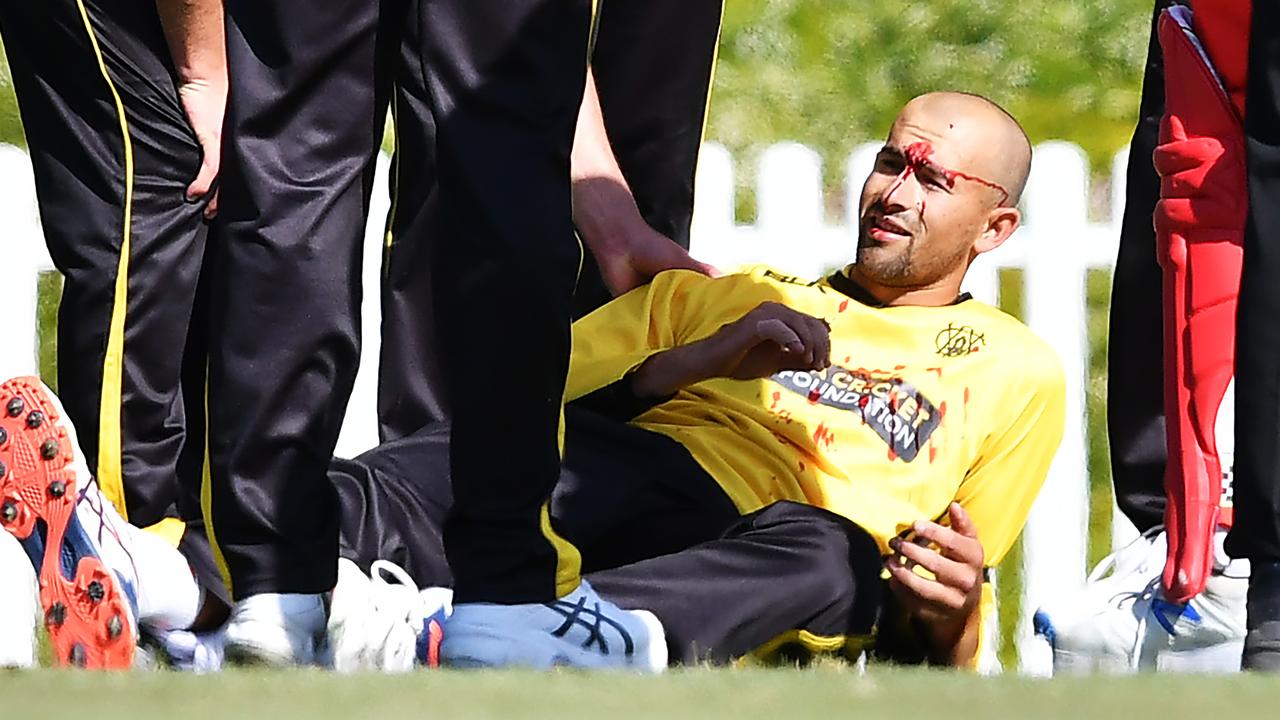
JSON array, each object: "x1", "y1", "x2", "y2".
[{"x1": 825, "y1": 270, "x2": 972, "y2": 309}]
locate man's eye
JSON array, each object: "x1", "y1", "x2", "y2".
[{"x1": 877, "y1": 157, "x2": 904, "y2": 173}]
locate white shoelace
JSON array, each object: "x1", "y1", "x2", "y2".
[
  {"x1": 1087, "y1": 525, "x2": 1165, "y2": 586},
  {"x1": 366, "y1": 560, "x2": 427, "y2": 671}
]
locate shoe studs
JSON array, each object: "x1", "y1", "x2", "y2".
[
  {"x1": 46, "y1": 601, "x2": 67, "y2": 627},
  {"x1": 0, "y1": 427, "x2": 6, "y2": 445},
  {"x1": 47, "y1": 479, "x2": 65, "y2": 498},
  {"x1": 107, "y1": 615, "x2": 123, "y2": 639},
  {"x1": 5, "y1": 397, "x2": 22, "y2": 417},
  {"x1": 26, "y1": 410, "x2": 43, "y2": 429},
  {"x1": 41, "y1": 439, "x2": 59, "y2": 460},
  {"x1": 0, "y1": 460, "x2": 6, "y2": 478},
  {"x1": 69, "y1": 644, "x2": 86, "y2": 667},
  {"x1": 86, "y1": 580, "x2": 105, "y2": 604},
  {"x1": 0, "y1": 500, "x2": 14, "y2": 524}
]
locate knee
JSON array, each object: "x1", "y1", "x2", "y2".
[{"x1": 750, "y1": 502, "x2": 882, "y2": 632}]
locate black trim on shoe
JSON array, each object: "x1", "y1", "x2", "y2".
[{"x1": 545, "y1": 596, "x2": 636, "y2": 657}]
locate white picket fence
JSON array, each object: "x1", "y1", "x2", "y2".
[{"x1": 0, "y1": 140, "x2": 1137, "y2": 674}]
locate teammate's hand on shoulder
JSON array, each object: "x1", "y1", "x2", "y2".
[
  {"x1": 598, "y1": 224, "x2": 720, "y2": 296},
  {"x1": 884, "y1": 502, "x2": 984, "y2": 630},
  {"x1": 710, "y1": 301, "x2": 832, "y2": 380}
]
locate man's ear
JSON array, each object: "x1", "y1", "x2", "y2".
[{"x1": 973, "y1": 207, "x2": 1020, "y2": 255}]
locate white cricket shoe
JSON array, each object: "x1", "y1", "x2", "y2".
[
  {"x1": 323, "y1": 558, "x2": 450, "y2": 672},
  {"x1": 152, "y1": 627, "x2": 227, "y2": 673},
  {"x1": 0, "y1": 529, "x2": 38, "y2": 667},
  {"x1": 1035, "y1": 527, "x2": 1246, "y2": 674},
  {"x1": 1142, "y1": 558, "x2": 1247, "y2": 672},
  {"x1": 442, "y1": 579, "x2": 667, "y2": 672},
  {"x1": 223, "y1": 592, "x2": 328, "y2": 667}
]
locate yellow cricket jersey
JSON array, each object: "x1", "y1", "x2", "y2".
[{"x1": 568, "y1": 266, "x2": 1067, "y2": 569}]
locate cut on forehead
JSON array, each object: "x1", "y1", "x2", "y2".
[{"x1": 891, "y1": 92, "x2": 1032, "y2": 205}]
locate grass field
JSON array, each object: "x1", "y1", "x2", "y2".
[{"x1": 4, "y1": 666, "x2": 1272, "y2": 720}]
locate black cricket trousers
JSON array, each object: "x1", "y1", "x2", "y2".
[
  {"x1": 375, "y1": 0, "x2": 725, "y2": 442},
  {"x1": 212, "y1": 0, "x2": 592, "y2": 601},
  {"x1": 0, "y1": 0, "x2": 218, "y2": 579},
  {"x1": 328, "y1": 408, "x2": 884, "y2": 665}
]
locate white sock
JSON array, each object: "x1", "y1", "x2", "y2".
[{"x1": 129, "y1": 525, "x2": 202, "y2": 631}]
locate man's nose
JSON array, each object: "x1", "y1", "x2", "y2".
[{"x1": 882, "y1": 168, "x2": 921, "y2": 210}]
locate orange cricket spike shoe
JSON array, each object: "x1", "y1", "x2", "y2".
[{"x1": 0, "y1": 376, "x2": 137, "y2": 668}]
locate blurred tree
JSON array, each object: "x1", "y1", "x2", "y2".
[{"x1": 710, "y1": 0, "x2": 1150, "y2": 177}]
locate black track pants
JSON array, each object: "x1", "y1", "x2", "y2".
[
  {"x1": 1228, "y1": 0, "x2": 1280, "y2": 562},
  {"x1": 0, "y1": 0, "x2": 211, "y2": 531},
  {"x1": 1106, "y1": 0, "x2": 1177, "y2": 534},
  {"x1": 328, "y1": 409, "x2": 882, "y2": 664},
  {"x1": 375, "y1": 0, "x2": 724, "y2": 442}
]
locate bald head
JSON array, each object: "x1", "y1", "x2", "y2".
[
  {"x1": 893, "y1": 92, "x2": 1032, "y2": 206},
  {"x1": 849, "y1": 92, "x2": 1031, "y2": 304}
]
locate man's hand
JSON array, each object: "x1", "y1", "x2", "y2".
[
  {"x1": 711, "y1": 302, "x2": 831, "y2": 379},
  {"x1": 884, "y1": 502, "x2": 985, "y2": 664},
  {"x1": 629, "y1": 301, "x2": 831, "y2": 399},
  {"x1": 177, "y1": 76, "x2": 225, "y2": 219},
  {"x1": 596, "y1": 222, "x2": 719, "y2": 297},
  {"x1": 155, "y1": 0, "x2": 225, "y2": 219},
  {"x1": 570, "y1": 68, "x2": 718, "y2": 293}
]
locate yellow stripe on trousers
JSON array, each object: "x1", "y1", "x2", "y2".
[
  {"x1": 742, "y1": 630, "x2": 874, "y2": 666},
  {"x1": 698, "y1": 1, "x2": 726, "y2": 150},
  {"x1": 75, "y1": 0, "x2": 133, "y2": 520},
  {"x1": 383, "y1": 90, "x2": 401, "y2": 252},
  {"x1": 199, "y1": 372, "x2": 235, "y2": 598}
]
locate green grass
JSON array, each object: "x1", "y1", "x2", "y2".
[{"x1": 2, "y1": 667, "x2": 1273, "y2": 720}]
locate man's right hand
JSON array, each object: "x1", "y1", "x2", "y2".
[
  {"x1": 710, "y1": 302, "x2": 832, "y2": 380},
  {"x1": 629, "y1": 301, "x2": 831, "y2": 399},
  {"x1": 178, "y1": 76, "x2": 225, "y2": 219}
]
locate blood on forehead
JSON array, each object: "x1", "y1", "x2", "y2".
[{"x1": 900, "y1": 141, "x2": 1010, "y2": 205}]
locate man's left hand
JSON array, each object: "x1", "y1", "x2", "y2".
[{"x1": 884, "y1": 502, "x2": 984, "y2": 631}]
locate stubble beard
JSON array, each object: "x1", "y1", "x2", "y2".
[{"x1": 855, "y1": 229, "x2": 915, "y2": 285}]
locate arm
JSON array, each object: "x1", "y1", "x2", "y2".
[
  {"x1": 574, "y1": 299, "x2": 832, "y2": 420},
  {"x1": 571, "y1": 68, "x2": 717, "y2": 295},
  {"x1": 628, "y1": 303, "x2": 831, "y2": 397},
  {"x1": 155, "y1": 0, "x2": 226, "y2": 217},
  {"x1": 886, "y1": 356, "x2": 1068, "y2": 667}
]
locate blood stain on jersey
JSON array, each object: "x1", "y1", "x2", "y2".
[
  {"x1": 812, "y1": 422, "x2": 835, "y2": 448},
  {"x1": 770, "y1": 391, "x2": 782, "y2": 410},
  {"x1": 838, "y1": 299, "x2": 849, "y2": 313}
]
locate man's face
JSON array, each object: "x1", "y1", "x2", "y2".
[{"x1": 855, "y1": 110, "x2": 1005, "y2": 288}]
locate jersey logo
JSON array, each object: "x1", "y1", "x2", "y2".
[
  {"x1": 772, "y1": 367, "x2": 941, "y2": 461},
  {"x1": 762, "y1": 269, "x2": 821, "y2": 287},
  {"x1": 935, "y1": 323, "x2": 986, "y2": 357}
]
